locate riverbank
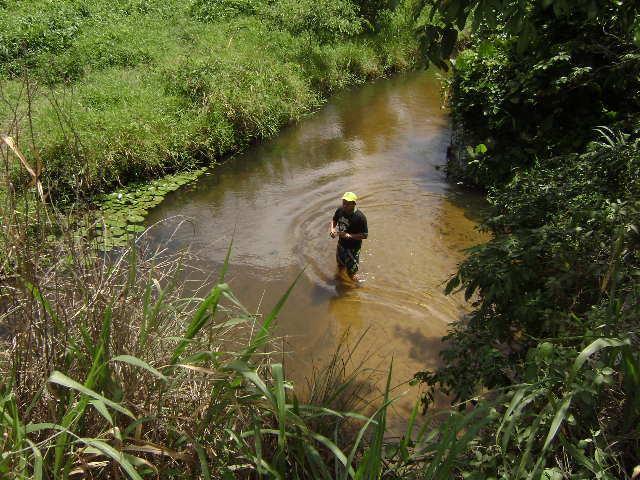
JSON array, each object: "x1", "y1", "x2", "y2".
[
  {"x1": 415, "y1": 1, "x2": 640, "y2": 477},
  {"x1": 1, "y1": 0, "x2": 421, "y2": 204}
]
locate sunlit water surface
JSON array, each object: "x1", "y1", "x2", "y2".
[{"x1": 146, "y1": 71, "x2": 487, "y2": 432}]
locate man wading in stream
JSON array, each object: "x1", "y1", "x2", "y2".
[{"x1": 329, "y1": 192, "x2": 368, "y2": 282}]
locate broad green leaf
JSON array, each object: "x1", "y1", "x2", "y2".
[
  {"x1": 542, "y1": 395, "x2": 572, "y2": 451},
  {"x1": 571, "y1": 338, "x2": 629, "y2": 377},
  {"x1": 90, "y1": 400, "x2": 114, "y2": 425},
  {"x1": 48, "y1": 371, "x2": 134, "y2": 419},
  {"x1": 272, "y1": 363, "x2": 287, "y2": 450},
  {"x1": 111, "y1": 355, "x2": 167, "y2": 382}
]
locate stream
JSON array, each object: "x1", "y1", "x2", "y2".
[{"x1": 146, "y1": 71, "x2": 487, "y2": 432}]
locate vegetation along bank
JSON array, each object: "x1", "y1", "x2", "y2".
[
  {"x1": 3, "y1": 0, "x2": 640, "y2": 477},
  {"x1": 414, "y1": 0, "x2": 640, "y2": 478},
  {"x1": 0, "y1": 0, "x2": 421, "y2": 204}
]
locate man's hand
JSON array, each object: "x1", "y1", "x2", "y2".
[{"x1": 330, "y1": 227, "x2": 337, "y2": 238}]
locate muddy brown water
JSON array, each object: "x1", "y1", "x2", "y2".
[{"x1": 145, "y1": 71, "x2": 487, "y2": 433}]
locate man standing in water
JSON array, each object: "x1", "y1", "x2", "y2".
[{"x1": 329, "y1": 192, "x2": 368, "y2": 281}]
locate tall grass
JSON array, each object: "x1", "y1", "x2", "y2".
[
  {"x1": 0, "y1": 0, "x2": 421, "y2": 203},
  {"x1": 0, "y1": 143, "x2": 413, "y2": 478}
]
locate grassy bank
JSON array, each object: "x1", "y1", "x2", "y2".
[{"x1": 0, "y1": 0, "x2": 421, "y2": 203}]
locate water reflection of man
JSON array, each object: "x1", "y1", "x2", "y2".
[{"x1": 329, "y1": 192, "x2": 368, "y2": 282}]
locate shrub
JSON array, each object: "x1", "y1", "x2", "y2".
[{"x1": 260, "y1": 0, "x2": 364, "y2": 44}]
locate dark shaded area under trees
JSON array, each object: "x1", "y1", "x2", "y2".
[{"x1": 414, "y1": 0, "x2": 640, "y2": 477}]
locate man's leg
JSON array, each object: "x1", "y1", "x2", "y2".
[
  {"x1": 336, "y1": 245, "x2": 347, "y2": 275},
  {"x1": 345, "y1": 248, "x2": 361, "y2": 281}
]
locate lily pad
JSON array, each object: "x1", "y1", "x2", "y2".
[
  {"x1": 126, "y1": 224, "x2": 146, "y2": 233},
  {"x1": 106, "y1": 218, "x2": 127, "y2": 228},
  {"x1": 111, "y1": 236, "x2": 129, "y2": 247}
]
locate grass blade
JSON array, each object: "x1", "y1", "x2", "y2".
[
  {"x1": 357, "y1": 359, "x2": 393, "y2": 479},
  {"x1": 78, "y1": 438, "x2": 143, "y2": 480},
  {"x1": 272, "y1": 363, "x2": 287, "y2": 451},
  {"x1": 242, "y1": 271, "x2": 302, "y2": 360},
  {"x1": 169, "y1": 283, "x2": 228, "y2": 365},
  {"x1": 48, "y1": 371, "x2": 134, "y2": 419},
  {"x1": 26, "y1": 439, "x2": 43, "y2": 480},
  {"x1": 111, "y1": 355, "x2": 167, "y2": 382},
  {"x1": 89, "y1": 400, "x2": 114, "y2": 425}
]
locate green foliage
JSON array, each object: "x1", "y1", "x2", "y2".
[
  {"x1": 299, "y1": 40, "x2": 384, "y2": 93},
  {"x1": 162, "y1": 39, "x2": 319, "y2": 139},
  {"x1": 191, "y1": 0, "x2": 366, "y2": 43},
  {"x1": 260, "y1": 0, "x2": 364, "y2": 43},
  {"x1": 422, "y1": 0, "x2": 640, "y2": 185},
  {"x1": 190, "y1": 0, "x2": 262, "y2": 22},
  {"x1": 434, "y1": 125, "x2": 640, "y2": 387},
  {"x1": 1, "y1": 0, "x2": 420, "y2": 203},
  {"x1": 352, "y1": 0, "x2": 398, "y2": 29},
  {"x1": 418, "y1": 0, "x2": 639, "y2": 68},
  {"x1": 412, "y1": 330, "x2": 640, "y2": 479},
  {"x1": 0, "y1": 0, "x2": 86, "y2": 76},
  {"x1": 413, "y1": 1, "x2": 640, "y2": 477},
  {"x1": 417, "y1": 132, "x2": 640, "y2": 476}
]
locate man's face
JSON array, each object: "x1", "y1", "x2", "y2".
[{"x1": 342, "y1": 199, "x2": 356, "y2": 214}]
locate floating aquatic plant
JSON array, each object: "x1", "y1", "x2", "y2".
[{"x1": 89, "y1": 168, "x2": 208, "y2": 251}]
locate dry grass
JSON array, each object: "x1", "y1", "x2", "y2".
[{"x1": 0, "y1": 159, "x2": 384, "y2": 477}]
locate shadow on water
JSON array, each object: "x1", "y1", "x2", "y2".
[
  {"x1": 393, "y1": 325, "x2": 445, "y2": 365},
  {"x1": 145, "y1": 70, "x2": 489, "y2": 433},
  {"x1": 446, "y1": 185, "x2": 491, "y2": 224}
]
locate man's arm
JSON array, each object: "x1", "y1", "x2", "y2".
[
  {"x1": 338, "y1": 232, "x2": 366, "y2": 240},
  {"x1": 330, "y1": 209, "x2": 341, "y2": 238},
  {"x1": 330, "y1": 220, "x2": 337, "y2": 238}
]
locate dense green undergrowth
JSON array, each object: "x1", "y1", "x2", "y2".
[
  {"x1": 0, "y1": 0, "x2": 421, "y2": 203},
  {"x1": 0, "y1": 186, "x2": 532, "y2": 480},
  {"x1": 5, "y1": 0, "x2": 640, "y2": 477},
  {"x1": 413, "y1": 0, "x2": 640, "y2": 478}
]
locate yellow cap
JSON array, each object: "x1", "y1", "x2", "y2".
[{"x1": 342, "y1": 192, "x2": 358, "y2": 202}]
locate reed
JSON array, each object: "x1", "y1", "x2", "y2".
[{"x1": 0, "y1": 163, "x2": 401, "y2": 477}]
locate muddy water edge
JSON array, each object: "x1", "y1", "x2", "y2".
[{"x1": 145, "y1": 70, "x2": 488, "y2": 433}]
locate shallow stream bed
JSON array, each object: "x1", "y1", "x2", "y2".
[{"x1": 146, "y1": 71, "x2": 487, "y2": 432}]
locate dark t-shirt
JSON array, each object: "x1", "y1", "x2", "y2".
[{"x1": 333, "y1": 207, "x2": 368, "y2": 250}]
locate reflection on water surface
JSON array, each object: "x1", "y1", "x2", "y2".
[{"x1": 146, "y1": 71, "x2": 487, "y2": 431}]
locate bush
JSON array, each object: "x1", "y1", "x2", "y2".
[
  {"x1": 260, "y1": 0, "x2": 364, "y2": 43},
  {"x1": 445, "y1": 5, "x2": 640, "y2": 187},
  {"x1": 0, "y1": 1, "x2": 87, "y2": 76}
]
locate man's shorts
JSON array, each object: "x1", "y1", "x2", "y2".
[{"x1": 336, "y1": 244, "x2": 360, "y2": 275}]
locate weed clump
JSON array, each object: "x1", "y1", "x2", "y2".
[
  {"x1": 0, "y1": 186, "x2": 384, "y2": 477},
  {"x1": 412, "y1": 0, "x2": 640, "y2": 477}
]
